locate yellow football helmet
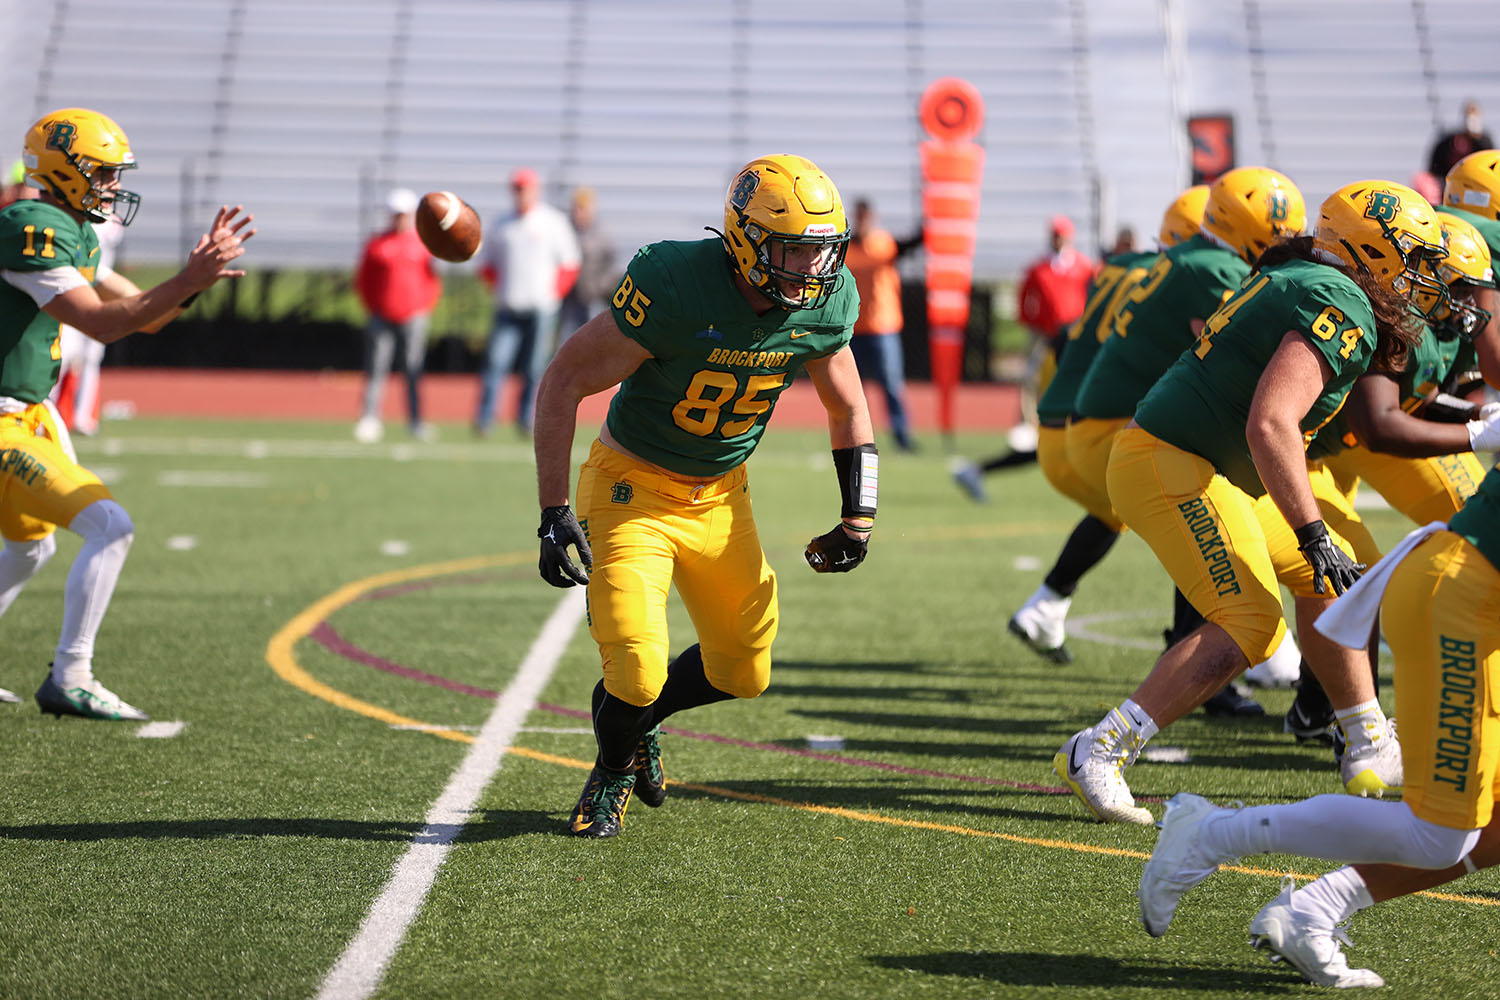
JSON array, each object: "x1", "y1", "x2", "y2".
[
  {"x1": 717, "y1": 154, "x2": 849, "y2": 309},
  {"x1": 1200, "y1": 166, "x2": 1305, "y2": 262},
  {"x1": 22, "y1": 108, "x2": 140, "y2": 225},
  {"x1": 1443, "y1": 150, "x2": 1500, "y2": 222},
  {"x1": 1158, "y1": 185, "x2": 1208, "y2": 248},
  {"x1": 1313, "y1": 180, "x2": 1448, "y2": 312},
  {"x1": 1419, "y1": 213, "x2": 1496, "y2": 339}
]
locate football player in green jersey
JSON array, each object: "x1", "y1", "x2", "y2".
[
  {"x1": 1138, "y1": 465, "x2": 1500, "y2": 985},
  {"x1": 1055, "y1": 180, "x2": 1443, "y2": 825},
  {"x1": 1008, "y1": 186, "x2": 1200, "y2": 665},
  {"x1": 0, "y1": 108, "x2": 252, "y2": 717},
  {"x1": 532, "y1": 155, "x2": 875, "y2": 838},
  {"x1": 1439, "y1": 150, "x2": 1500, "y2": 385}
]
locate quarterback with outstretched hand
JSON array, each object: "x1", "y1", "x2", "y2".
[{"x1": 531, "y1": 154, "x2": 875, "y2": 839}]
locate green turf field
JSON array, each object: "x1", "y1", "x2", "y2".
[{"x1": 0, "y1": 418, "x2": 1494, "y2": 1000}]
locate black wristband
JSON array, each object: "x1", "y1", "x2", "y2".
[
  {"x1": 832, "y1": 444, "x2": 879, "y2": 520},
  {"x1": 180, "y1": 292, "x2": 200, "y2": 309},
  {"x1": 1293, "y1": 519, "x2": 1328, "y2": 549}
]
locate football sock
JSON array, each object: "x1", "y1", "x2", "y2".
[
  {"x1": 1200, "y1": 796, "x2": 1480, "y2": 868},
  {"x1": 1290, "y1": 658, "x2": 1333, "y2": 719},
  {"x1": 1042, "y1": 515, "x2": 1120, "y2": 597},
  {"x1": 55, "y1": 500, "x2": 134, "y2": 686},
  {"x1": 0, "y1": 535, "x2": 56, "y2": 618},
  {"x1": 979, "y1": 449, "x2": 1038, "y2": 473},
  {"x1": 647, "y1": 644, "x2": 735, "y2": 725},
  {"x1": 591, "y1": 681, "x2": 653, "y2": 774},
  {"x1": 1094, "y1": 700, "x2": 1158, "y2": 759},
  {"x1": 1291, "y1": 866, "x2": 1373, "y2": 925},
  {"x1": 1334, "y1": 699, "x2": 1388, "y2": 752}
]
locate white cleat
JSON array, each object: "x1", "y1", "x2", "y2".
[
  {"x1": 1052, "y1": 725, "x2": 1154, "y2": 825},
  {"x1": 1340, "y1": 722, "x2": 1402, "y2": 798},
  {"x1": 1138, "y1": 792, "x2": 1233, "y2": 936},
  {"x1": 1244, "y1": 632, "x2": 1300, "y2": 688},
  {"x1": 950, "y1": 458, "x2": 987, "y2": 502},
  {"x1": 1010, "y1": 584, "x2": 1073, "y2": 664},
  {"x1": 35, "y1": 675, "x2": 149, "y2": 722},
  {"x1": 1250, "y1": 882, "x2": 1385, "y2": 988},
  {"x1": 354, "y1": 415, "x2": 384, "y2": 444},
  {"x1": 0, "y1": 686, "x2": 20, "y2": 704}
]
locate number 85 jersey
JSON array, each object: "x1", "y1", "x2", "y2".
[{"x1": 605, "y1": 237, "x2": 859, "y2": 477}]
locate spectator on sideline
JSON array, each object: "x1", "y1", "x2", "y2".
[
  {"x1": 558, "y1": 186, "x2": 618, "y2": 346},
  {"x1": 845, "y1": 197, "x2": 922, "y2": 452},
  {"x1": 474, "y1": 167, "x2": 580, "y2": 436},
  {"x1": 1427, "y1": 99, "x2": 1494, "y2": 182},
  {"x1": 353, "y1": 188, "x2": 440, "y2": 444},
  {"x1": 52, "y1": 216, "x2": 124, "y2": 436},
  {"x1": 952, "y1": 215, "x2": 1096, "y2": 499}
]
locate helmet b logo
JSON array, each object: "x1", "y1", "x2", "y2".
[
  {"x1": 45, "y1": 121, "x2": 76, "y2": 152},
  {"x1": 730, "y1": 171, "x2": 760, "y2": 211},
  {"x1": 1365, "y1": 191, "x2": 1402, "y2": 223},
  {"x1": 1267, "y1": 190, "x2": 1289, "y2": 222}
]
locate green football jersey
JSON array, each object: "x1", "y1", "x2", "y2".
[
  {"x1": 605, "y1": 238, "x2": 859, "y2": 476},
  {"x1": 1306, "y1": 323, "x2": 1467, "y2": 460},
  {"x1": 1136, "y1": 258, "x2": 1377, "y2": 496},
  {"x1": 1448, "y1": 463, "x2": 1500, "y2": 571},
  {"x1": 1036, "y1": 250, "x2": 1155, "y2": 424},
  {"x1": 0, "y1": 200, "x2": 99, "y2": 403},
  {"x1": 1074, "y1": 235, "x2": 1250, "y2": 420}
]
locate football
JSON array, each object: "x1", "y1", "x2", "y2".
[{"x1": 415, "y1": 191, "x2": 482, "y2": 262}]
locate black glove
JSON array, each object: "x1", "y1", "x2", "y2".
[
  {"x1": 804, "y1": 523, "x2": 869, "y2": 573},
  {"x1": 1294, "y1": 519, "x2": 1364, "y2": 596},
  {"x1": 538, "y1": 505, "x2": 592, "y2": 588}
]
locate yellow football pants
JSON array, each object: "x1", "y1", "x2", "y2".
[
  {"x1": 0, "y1": 402, "x2": 112, "y2": 542},
  {"x1": 1255, "y1": 461, "x2": 1383, "y2": 584},
  {"x1": 1383, "y1": 531, "x2": 1500, "y2": 830},
  {"x1": 1325, "y1": 445, "x2": 1484, "y2": 525},
  {"x1": 576, "y1": 440, "x2": 778, "y2": 708},
  {"x1": 1063, "y1": 415, "x2": 1129, "y2": 531},
  {"x1": 1107, "y1": 425, "x2": 1323, "y2": 663}
]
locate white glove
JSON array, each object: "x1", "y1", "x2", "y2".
[{"x1": 1467, "y1": 406, "x2": 1500, "y2": 451}]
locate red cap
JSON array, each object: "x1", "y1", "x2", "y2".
[
  {"x1": 1049, "y1": 215, "x2": 1075, "y2": 238},
  {"x1": 510, "y1": 167, "x2": 539, "y2": 190}
]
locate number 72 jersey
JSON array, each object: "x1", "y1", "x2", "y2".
[
  {"x1": 604, "y1": 237, "x2": 860, "y2": 477},
  {"x1": 0, "y1": 200, "x2": 100, "y2": 403}
]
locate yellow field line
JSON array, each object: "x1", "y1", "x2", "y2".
[{"x1": 267, "y1": 559, "x2": 1498, "y2": 909}]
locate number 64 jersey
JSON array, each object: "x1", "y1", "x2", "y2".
[
  {"x1": 0, "y1": 200, "x2": 100, "y2": 403},
  {"x1": 605, "y1": 237, "x2": 860, "y2": 477}
]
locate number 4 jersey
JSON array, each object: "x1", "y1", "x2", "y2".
[
  {"x1": 1135, "y1": 256, "x2": 1377, "y2": 496},
  {"x1": 0, "y1": 199, "x2": 99, "y2": 403},
  {"x1": 606, "y1": 237, "x2": 859, "y2": 476}
]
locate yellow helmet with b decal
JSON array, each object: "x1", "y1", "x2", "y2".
[
  {"x1": 1200, "y1": 166, "x2": 1305, "y2": 262},
  {"x1": 1420, "y1": 212, "x2": 1496, "y2": 338},
  {"x1": 716, "y1": 154, "x2": 849, "y2": 309},
  {"x1": 22, "y1": 107, "x2": 140, "y2": 225},
  {"x1": 1443, "y1": 150, "x2": 1500, "y2": 222},
  {"x1": 1158, "y1": 185, "x2": 1208, "y2": 248},
  {"x1": 1314, "y1": 180, "x2": 1448, "y2": 314}
]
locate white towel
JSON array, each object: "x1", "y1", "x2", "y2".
[{"x1": 1314, "y1": 521, "x2": 1448, "y2": 649}]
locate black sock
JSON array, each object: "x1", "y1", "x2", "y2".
[
  {"x1": 1043, "y1": 515, "x2": 1120, "y2": 597},
  {"x1": 979, "y1": 449, "x2": 1038, "y2": 473},
  {"x1": 1163, "y1": 588, "x2": 1207, "y2": 648},
  {"x1": 648, "y1": 644, "x2": 735, "y2": 725},
  {"x1": 1292, "y1": 659, "x2": 1334, "y2": 720},
  {"x1": 591, "y1": 681, "x2": 653, "y2": 773}
]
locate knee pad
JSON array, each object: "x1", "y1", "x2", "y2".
[
  {"x1": 1398, "y1": 807, "x2": 1483, "y2": 869},
  {"x1": 1215, "y1": 611, "x2": 1285, "y2": 665},
  {"x1": 600, "y1": 640, "x2": 670, "y2": 707},
  {"x1": 69, "y1": 499, "x2": 134, "y2": 546},
  {"x1": 703, "y1": 647, "x2": 773, "y2": 700}
]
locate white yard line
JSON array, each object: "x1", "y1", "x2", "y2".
[{"x1": 315, "y1": 587, "x2": 587, "y2": 1000}]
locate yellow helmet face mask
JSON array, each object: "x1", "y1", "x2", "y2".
[
  {"x1": 1200, "y1": 166, "x2": 1306, "y2": 262},
  {"x1": 23, "y1": 108, "x2": 140, "y2": 226},
  {"x1": 1313, "y1": 180, "x2": 1449, "y2": 316},
  {"x1": 715, "y1": 154, "x2": 849, "y2": 310},
  {"x1": 1443, "y1": 150, "x2": 1500, "y2": 222},
  {"x1": 1419, "y1": 214, "x2": 1496, "y2": 339},
  {"x1": 1158, "y1": 184, "x2": 1209, "y2": 248}
]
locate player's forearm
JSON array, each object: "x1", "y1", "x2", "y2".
[
  {"x1": 1357, "y1": 410, "x2": 1473, "y2": 457},
  {"x1": 75, "y1": 274, "x2": 198, "y2": 343},
  {"x1": 532, "y1": 375, "x2": 581, "y2": 508},
  {"x1": 1248, "y1": 418, "x2": 1320, "y2": 527}
]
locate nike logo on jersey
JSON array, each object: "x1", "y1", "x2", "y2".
[{"x1": 789, "y1": 330, "x2": 813, "y2": 338}]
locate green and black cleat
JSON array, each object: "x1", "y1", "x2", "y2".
[
  {"x1": 567, "y1": 765, "x2": 635, "y2": 839},
  {"x1": 633, "y1": 726, "x2": 667, "y2": 808}
]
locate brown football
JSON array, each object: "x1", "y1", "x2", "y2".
[{"x1": 415, "y1": 191, "x2": 482, "y2": 262}]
